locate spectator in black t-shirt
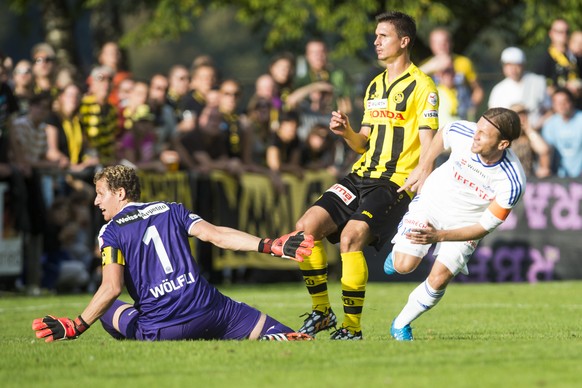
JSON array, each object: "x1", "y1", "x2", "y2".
[
  {"x1": 301, "y1": 123, "x2": 338, "y2": 176},
  {"x1": 177, "y1": 62, "x2": 218, "y2": 133},
  {"x1": 536, "y1": 19, "x2": 580, "y2": 98},
  {"x1": 266, "y1": 110, "x2": 303, "y2": 177}
]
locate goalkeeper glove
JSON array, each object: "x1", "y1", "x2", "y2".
[
  {"x1": 32, "y1": 315, "x2": 90, "y2": 342},
  {"x1": 258, "y1": 230, "x2": 314, "y2": 262}
]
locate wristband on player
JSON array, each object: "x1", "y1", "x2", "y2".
[
  {"x1": 74, "y1": 315, "x2": 90, "y2": 335},
  {"x1": 258, "y1": 238, "x2": 274, "y2": 254}
]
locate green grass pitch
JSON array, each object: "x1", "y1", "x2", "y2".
[{"x1": 1, "y1": 281, "x2": 581, "y2": 387}]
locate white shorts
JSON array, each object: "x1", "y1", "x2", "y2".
[{"x1": 391, "y1": 196, "x2": 480, "y2": 276}]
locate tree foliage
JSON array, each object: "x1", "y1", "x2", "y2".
[
  {"x1": 521, "y1": 0, "x2": 582, "y2": 45},
  {"x1": 88, "y1": 0, "x2": 582, "y2": 57},
  {"x1": 7, "y1": 0, "x2": 582, "y2": 64}
]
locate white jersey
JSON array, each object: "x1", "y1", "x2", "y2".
[
  {"x1": 421, "y1": 120, "x2": 526, "y2": 227},
  {"x1": 487, "y1": 72, "x2": 549, "y2": 129}
]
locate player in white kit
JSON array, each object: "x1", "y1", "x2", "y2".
[{"x1": 384, "y1": 107, "x2": 526, "y2": 340}]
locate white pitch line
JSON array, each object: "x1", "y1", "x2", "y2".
[
  {"x1": 0, "y1": 302, "x2": 88, "y2": 313},
  {"x1": 444, "y1": 303, "x2": 582, "y2": 309}
]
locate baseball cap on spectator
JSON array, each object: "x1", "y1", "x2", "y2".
[
  {"x1": 31, "y1": 43, "x2": 56, "y2": 60},
  {"x1": 501, "y1": 47, "x2": 526, "y2": 65}
]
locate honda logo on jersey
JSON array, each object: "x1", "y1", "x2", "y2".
[{"x1": 369, "y1": 110, "x2": 405, "y2": 120}]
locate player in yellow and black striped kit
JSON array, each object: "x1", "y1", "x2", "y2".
[{"x1": 295, "y1": 11, "x2": 439, "y2": 340}]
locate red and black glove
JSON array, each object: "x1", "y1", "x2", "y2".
[
  {"x1": 258, "y1": 230, "x2": 314, "y2": 262},
  {"x1": 32, "y1": 315, "x2": 90, "y2": 342}
]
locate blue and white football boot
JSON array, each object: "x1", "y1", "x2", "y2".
[
  {"x1": 390, "y1": 319, "x2": 413, "y2": 341},
  {"x1": 384, "y1": 252, "x2": 396, "y2": 275}
]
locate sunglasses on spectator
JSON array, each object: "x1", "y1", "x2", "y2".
[
  {"x1": 34, "y1": 57, "x2": 55, "y2": 64},
  {"x1": 94, "y1": 73, "x2": 111, "y2": 82}
]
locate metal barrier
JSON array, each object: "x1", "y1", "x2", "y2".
[{"x1": 2, "y1": 171, "x2": 581, "y2": 282}]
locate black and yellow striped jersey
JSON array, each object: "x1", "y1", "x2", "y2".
[
  {"x1": 353, "y1": 63, "x2": 439, "y2": 186},
  {"x1": 79, "y1": 94, "x2": 119, "y2": 165}
]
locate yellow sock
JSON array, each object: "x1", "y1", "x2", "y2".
[
  {"x1": 299, "y1": 241, "x2": 330, "y2": 312},
  {"x1": 340, "y1": 251, "x2": 368, "y2": 332}
]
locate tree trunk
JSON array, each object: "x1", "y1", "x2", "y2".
[
  {"x1": 39, "y1": 0, "x2": 77, "y2": 69},
  {"x1": 90, "y1": 2, "x2": 129, "y2": 70}
]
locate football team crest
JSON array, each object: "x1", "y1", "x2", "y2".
[
  {"x1": 428, "y1": 92, "x2": 438, "y2": 106},
  {"x1": 393, "y1": 93, "x2": 404, "y2": 104}
]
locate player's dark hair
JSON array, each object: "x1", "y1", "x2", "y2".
[
  {"x1": 482, "y1": 107, "x2": 521, "y2": 143},
  {"x1": 376, "y1": 11, "x2": 417, "y2": 48},
  {"x1": 94, "y1": 165, "x2": 141, "y2": 201}
]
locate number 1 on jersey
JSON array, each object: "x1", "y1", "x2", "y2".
[{"x1": 143, "y1": 225, "x2": 174, "y2": 274}]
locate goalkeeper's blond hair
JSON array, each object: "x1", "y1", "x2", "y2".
[{"x1": 94, "y1": 165, "x2": 141, "y2": 201}]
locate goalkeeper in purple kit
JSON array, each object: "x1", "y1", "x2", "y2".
[{"x1": 32, "y1": 165, "x2": 314, "y2": 342}]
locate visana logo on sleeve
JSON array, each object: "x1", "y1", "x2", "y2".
[
  {"x1": 423, "y1": 110, "x2": 438, "y2": 118},
  {"x1": 115, "y1": 203, "x2": 170, "y2": 225}
]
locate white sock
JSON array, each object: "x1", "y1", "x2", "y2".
[{"x1": 393, "y1": 280, "x2": 445, "y2": 329}]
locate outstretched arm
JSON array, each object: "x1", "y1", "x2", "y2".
[
  {"x1": 190, "y1": 219, "x2": 262, "y2": 251},
  {"x1": 407, "y1": 200, "x2": 512, "y2": 244},
  {"x1": 285, "y1": 81, "x2": 334, "y2": 109},
  {"x1": 398, "y1": 127, "x2": 442, "y2": 193},
  {"x1": 32, "y1": 262, "x2": 124, "y2": 342},
  {"x1": 189, "y1": 220, "x2": 314, "y2": 262},
  {"x1": 78, "y1": 263, "x2": 124, "y2": 325},
  {"x1": 406, "y1": 222, "x2": 489, "y2": 245}
]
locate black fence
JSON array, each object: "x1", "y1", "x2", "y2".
[{"x1": 2, "y1": 173, "x2": 581, "y2": 283}]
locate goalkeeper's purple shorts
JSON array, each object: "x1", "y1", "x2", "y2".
[{"x1": 100, "y1": 299, "x2": 292, "y2": 341}]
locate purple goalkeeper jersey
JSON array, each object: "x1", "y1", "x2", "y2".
[{"x1": 97, "y1": 201, "x2": 225, "y2": 330}]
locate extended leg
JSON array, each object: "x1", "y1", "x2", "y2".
[
  {"x1": 330, "y1": 220, "x2": 370, "y2": 340},
  {"x1": 391, "y1": 261, "x2": 453, "y2": 341},
  {"x1": 296, "y1": 206, "x2": 338, "y2": 337}
]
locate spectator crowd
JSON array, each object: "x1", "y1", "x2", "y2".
[{"x1": 1, "y1": 18, "x2": 582, "y2": 296}]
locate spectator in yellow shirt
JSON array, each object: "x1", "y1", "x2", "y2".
[{"x1": 420, "y1": 27, "x2": 483, "y2": 121}]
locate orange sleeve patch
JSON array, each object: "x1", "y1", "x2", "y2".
[{"x1": 488, "y1": 200, "x2": 511, "y2": 220}]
